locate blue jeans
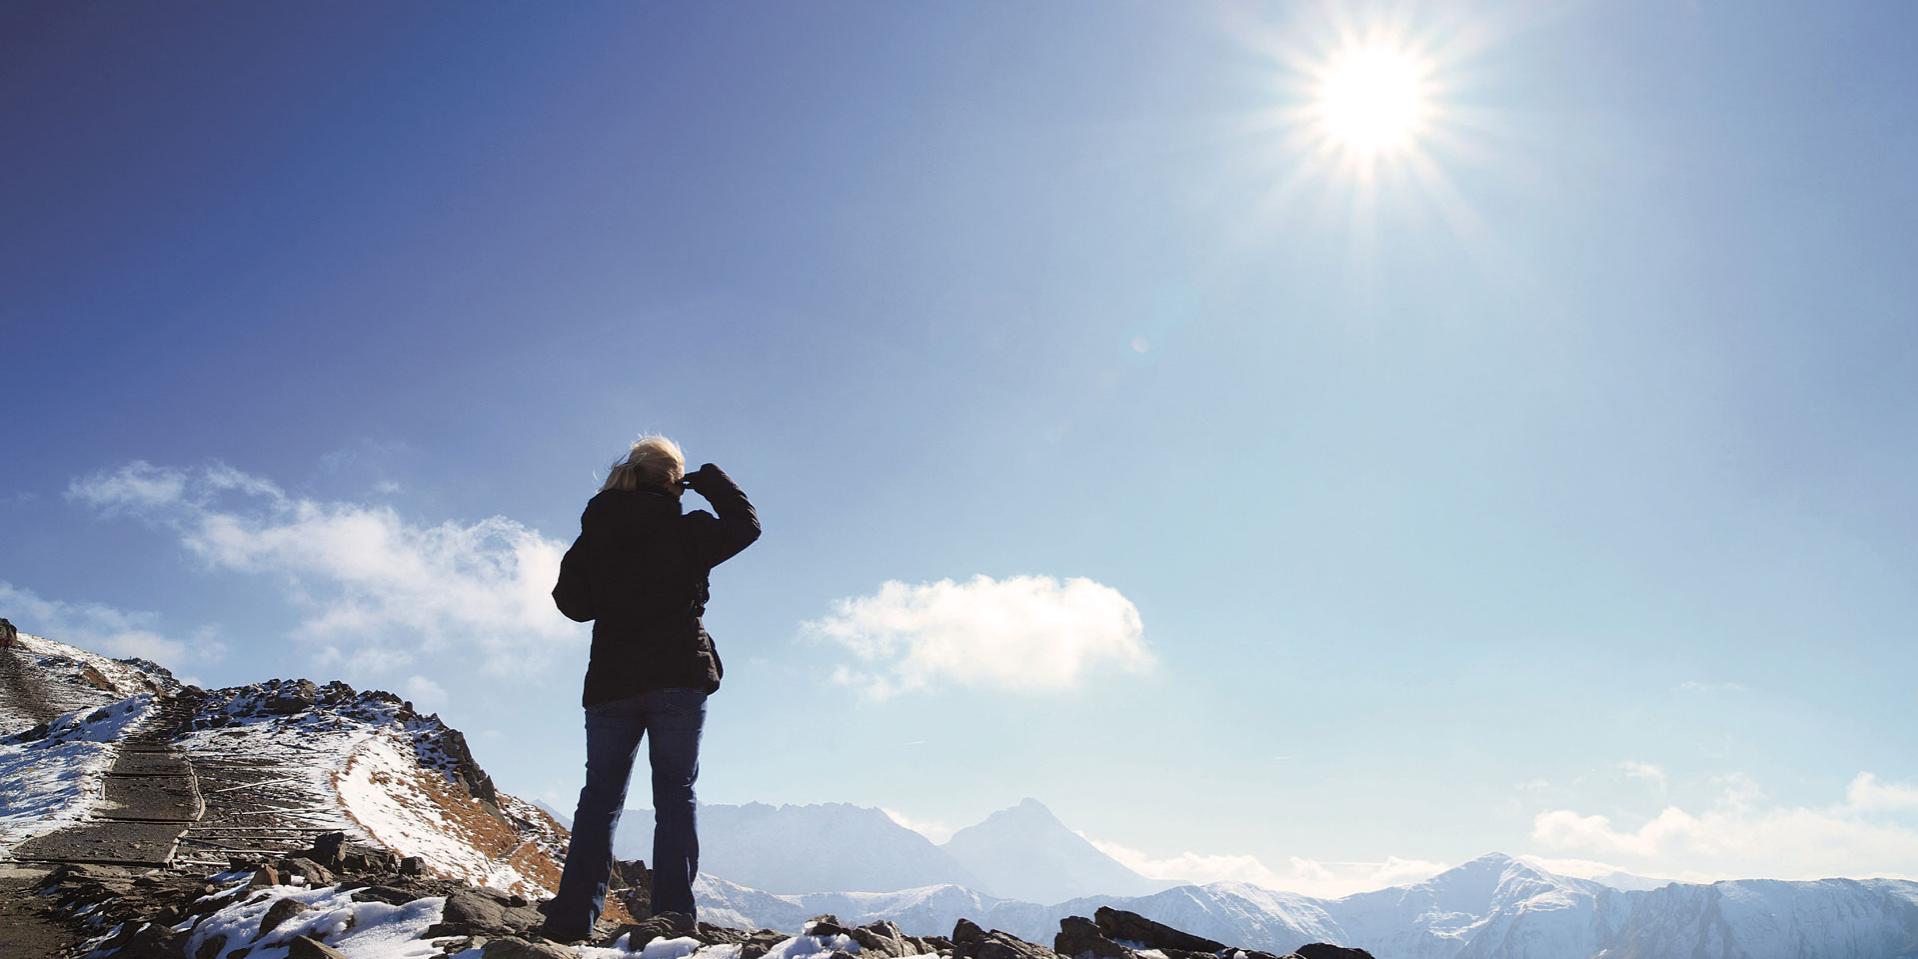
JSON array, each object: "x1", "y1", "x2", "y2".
[{"x1": 548, "y1": 687, "x2": 707, "y2": 932}]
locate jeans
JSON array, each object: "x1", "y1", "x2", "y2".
[{"x1": 547, "y1": 687, "x2": 707, "y2": 933}]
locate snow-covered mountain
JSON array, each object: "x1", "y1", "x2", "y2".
[
  {"x1": 616, "y1": 797, "x2": 1165, "y2": 903},
  {"x1": 617, "y1": 800, "x2": 990, "y2": 894},
  {"x1": 0, "y1": 630, "x2": 567, "y2": 897},
  {"x1": 692, "y1": 853, "x2": 1918, "y2": 959},
  {"x1": 941, "y1": 798, "x2": 1170, "y2": 904}
]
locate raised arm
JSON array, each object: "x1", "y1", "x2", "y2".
[{"x1": 683, "y1": 463, "x2": 761, "y2": 568}]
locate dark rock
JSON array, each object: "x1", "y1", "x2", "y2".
[
  {"x1": 1093, "y1": 908, "x2": 1226, "y2": 954},
  {"x1": 850, "y1": 919, "x2": 917, "y2": 957},
  {"x1": 1293, "y1": 946, "x2": 1376, "y2": 959},
  {"x1": 481, "y1": 938, "x2": 576, "y2": 958},
  {"x1": 0, "y1": 617, "x2": 16, "y2": 646},
  {"x1": 260, "y1": 896, "x2": 310, "y2": 936},
  {"x1": 277, "y1": 857, "x2": 336, "y2": 887},
  {"x1": 1056, "y1": 916, "x2": 1132, "y2": 959},
  {"x1": 399, "y1": 856, "x2": 425, "y2": 877},
  {"x1": 354, "y1": 885, "x2": 423, "y2": 907},
  {"x1": 195, "y1": 933, "x2": 230, "y2": 959},
  {"x1": 954, "y1": 919, "x2": 985, "y2": 946},
  {"x1": 427, "y1": 887, "x2": 544, "y2": 938},
  {"x1": 286, "y1": 936, "x2": 351, "y2": 959},
  {"x1": 953, "y1": 919, "x2": 1057, "y2": 959},
  {"x1": 695, "y1": 923, "x2": 750, "y2": 945},
  {"x1": 605, "y1": 912, "x2": 696, "y2": 951},
  {"x1": 308, "y1": 832, "x2": 348, "y2": 868},
  {"x1": 268, "y1": 679, "x2": 322, "y2": 714},
  {"x1": 740, "y1": 929, "x2": 791, "y2": 959},
  {"x1": 806, "y1": 914, "x2": 851, "y2": 937}
]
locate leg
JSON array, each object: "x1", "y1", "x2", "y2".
[
  {"x1": 546, "y1": 696, "x2": 648, "y2": 938},
  {"x1": 643, "y1": 687, "x2": 707, "y2": 917}
]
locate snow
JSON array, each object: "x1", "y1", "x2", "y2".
[
  {"x1": 336, "y1": 731, "x2": 549, "y2": 894},
  {"x1": 0, "y1": 693, "x2": 151, "y2": 854},
  {"x1": 182, "y1": 883, "x2": 449, "y2": 959}
]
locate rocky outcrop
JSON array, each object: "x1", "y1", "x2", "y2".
[{"x1": 0, "y1": 617, "x2": 17, "y2": 647}]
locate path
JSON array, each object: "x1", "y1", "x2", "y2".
[{"x1": 12, "y1": 694, "x2": 204, "y2": 867}]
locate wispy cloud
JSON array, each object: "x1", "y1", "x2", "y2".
[
  {"x1": 1531, "y1": 771, "x2": 1918, "y2": 881},
  {"x1": 68, "y1": 461, "x2": 583, "y2": 678},
  {"x1": 806, "y1": 575, "x2": 1150, "y2": 700},
  {"x1": 1619, "y1": 760, "x2": 1668, "y2": 791},
  {"x1": 0, "y1": 581, "x2": 224, "y2": 665},
  {"x1": 1086, "y1": 834, "x2": 1445, "y2": 899}
]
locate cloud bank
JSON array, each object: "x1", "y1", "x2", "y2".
[
  {"x1": 1532, "y1": 771, "x2": 1918, "y2": 882},
  {"x1": 1086, "y1": 834, "x2": 1445, "y2": 899},
  {"x1": 68, "y1": 461, "x2": 581, "y2": 677},
  {"x1": 805, "y1": 574, "x2": 1150, "y2": 700}
]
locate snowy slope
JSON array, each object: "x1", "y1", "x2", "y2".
[{"x1": 0, "y1": 632, "x2": 567, "y2": 896}]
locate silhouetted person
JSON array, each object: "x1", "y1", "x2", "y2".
[{"x1": 540, "y1": 436, "x2": 760, "y2": 941}]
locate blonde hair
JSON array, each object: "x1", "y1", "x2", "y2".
[{"x1": 602, "y1": 435, "x2": 686, "y2": 492}]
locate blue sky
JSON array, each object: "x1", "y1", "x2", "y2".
[{"x1": 5, "y1": 1, "x2": 1917, "y2": 893}]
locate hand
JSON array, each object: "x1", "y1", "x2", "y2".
[{"x1": 681, "y1": 463, "x2": 725, "y2": 496}]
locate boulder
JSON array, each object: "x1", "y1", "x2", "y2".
[
  {"x1": 953, "y1": 918, "x2": 1057, "y2": 959},
  {"x1": 849, "y1": 919, "x2": 918, "y2": 957},
  {"x1": 1293, "y1": 946, "x2": 1376, "y2": 959},
  {"x1": 0, "y1": 617, "x2": 16, "y2": 647},
  {"x1": 285, "y1": 937, "x2": 350, "y2": 959},
  {"x1": 1055, "y1": 916, "x2": 1131, "y2": 959},
  {"x1": 259, "y1": 896, "x2": 309, "y2": 936},
  {"x1": 481, "y1": 938, "x2": 577, "y2": 959},
  {"x1": 276, "y1": 857, "x2": 336, "y2": 887},
  {"x1": 1093, "y1": 908, "x2": 1226, "y2": 954},
  {"x1": 428, "y1": 887, "x2": 545, "y2": 938},
  {"x1": 606, "y1": 911, "x2": 696, "y2": 950}
]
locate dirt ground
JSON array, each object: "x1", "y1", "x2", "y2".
[{"x1": 0, "y1": 863, "x2": 81, "y2": 959}]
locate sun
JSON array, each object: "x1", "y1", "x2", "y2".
[{"x1": 1311, "y1": 40, "x2": 1433, "y2": 160}]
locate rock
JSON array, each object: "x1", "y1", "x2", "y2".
[
  {"x1": 695, "y1": 923, "x2": 750, "y2": 945},
  {"x1": 285, "y1": 936, "x2": 351, "y2": 959},
  {"x1": 805, "y1": 914, "x2": 851, "y2": 937},
  {"x1": 428, "y1": 887, "x2": 545, "y2": 938},
  {"x1": 740, "y1": 929, "x2": 791, "y2": 959},
  {"x1": 1293, "y1": 947, "x2": 1376, "y2": 959},
  {"x1": 481, "y1": 938, "x2": 577, "y2": 959},
  {"x1": 1055, "y1": 916, "x2": 1131, "y2": 959},
  {"x1": 850, "y1": 919, "x2": 917, "y2": 957},
  {"x1": 250, "y1": 864, "x2": 281, "y2": 888},
  {"x1": 953, "y1": 919, "x2": 1057, "y2": 959},
  {"x1": 308, "y1": 832, "x2": 348, "y2": 868},
  {"x1": 354, "y1": 885, "x2": 423, "y2": 906},
  {"x1": 1093, "y1": 908, "x2": 1226, "y2": 954},
  {"x1": 606, "y1": 912, "x2": 696, "y2": 951},
  {"x1": 260, "y1": 896, "x2": 310, "y2": 936},
  {"x1": 399, "y1": 856, "x2": 424, "y2": 877},
  {"x1": 268, "y1": 679, "x2": 322, "y2": 714},
  {"x1": 277, "y1": 857, "x2": 335, "y2": 887},
  {"x1": 195, "y1": 933, "x2": 229, "y2": 959},
  {"x1": 0, "y1": 617, "x2": 16, "y2": 647}
]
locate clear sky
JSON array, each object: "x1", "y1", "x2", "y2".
[{"x1": 4, "y1": 1, "x2": 1917, "y2": 894}]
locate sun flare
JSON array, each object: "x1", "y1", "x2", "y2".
[{"x1": 1312, "y1": 41, "x2": 1432, "y2": 159}]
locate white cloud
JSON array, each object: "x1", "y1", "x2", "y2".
[
  {"x1": 805, "y1": 575, "x2": 1150, "y2": 699},
  {"x1": 883, "y1": 807, "x2": 956, "y2": 844},
  {"x1": 1086, "y1": 835, "x2": 1445, "y2": 899},
  {"x1": 0, "y1": 581, "x2": 222, "y2": 665},
  {"x1": 68, "y1": 461, "x2": 583, "y2": 678},
  {"x1": 1531, "y1": 771, "x2": 1918, "y2": 882},
  {"x1": 404, "y1": 675, "x2": 447, "y2": 709},
  {"x1": 1619, "y1": 760, "x2": 1667, "y2": 790},
  {"x1": 1846, "y1": 773, "x2": 1918, "y2": 813}
]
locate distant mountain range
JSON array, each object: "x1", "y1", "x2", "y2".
[
  {"x1": 691, "y1": 852, "x2": 1918, "y2": 959},
  {"x1": 615, "y1": 797, "x2": 1167, "y2": 902}
]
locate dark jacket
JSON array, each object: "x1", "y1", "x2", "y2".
[{"x1": 552, "y1": 465, "x2": 761, "y2": 706}]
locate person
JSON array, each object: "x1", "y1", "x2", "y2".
[{"x1": 540, "y1": 435, "x2": 761, "y2": 942}]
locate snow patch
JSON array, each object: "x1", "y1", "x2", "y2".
[
  {"x1": 0, "y1": 694, "x2": 151, "y2": 853},
  {"x1": 184, "y1": 883, "x2": 448, "y2": 959}
]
